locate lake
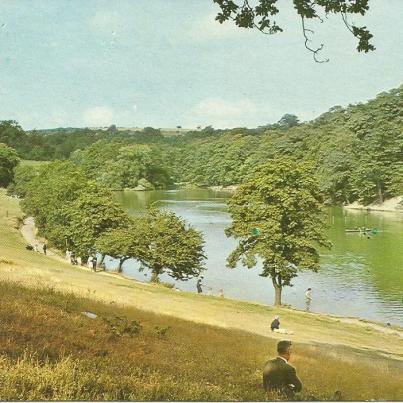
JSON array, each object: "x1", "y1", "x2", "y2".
[{"x1": 110, "y1": 189, "x2": 403, "y2": 326}]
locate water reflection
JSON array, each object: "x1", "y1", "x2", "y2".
[{"x1": 112, "y1": 190, "x2": 403, "y2": 326}]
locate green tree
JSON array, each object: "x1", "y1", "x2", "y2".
[
  {"x1": 66, "y1": 189, "x2": 129, "y2": 261},
  {"x1": 0, "y1": 143, "x2": 20, "y2": 187},
  {"x1": 7, "y1": 164, "x2": 40, "y2": 197},
  {"x1": 22, "y1": 161, "x2": 89, "y2": 234},
  {"x1": 225, "y1": 157, "x2": 331, "y2": 305},
  {"x1": 277, "y1": 114, "x2": 300, "y2": 129},
  {"x1": 96, "y1": 218, "x2": 149, "y2": 272},
  {"x1": 22, "y1": 161, "x2": 128, "y2": 260},
  {"x1": 141, "y1": 209, "x2": 206, "y2": 282}
]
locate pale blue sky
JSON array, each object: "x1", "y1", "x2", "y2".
[{"x1": 0, "y1": 0, "x2": 402, "y2": 129}]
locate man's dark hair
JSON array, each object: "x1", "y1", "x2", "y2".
[{"x1": 277, "y1": 340, "x2": 292, "y2": 354}]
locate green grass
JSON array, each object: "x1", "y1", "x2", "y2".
[{"x1": 0, "y1": 280, "x2": 402, "y2": 401}]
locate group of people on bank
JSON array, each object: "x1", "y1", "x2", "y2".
[
  {"x1": 65, "y1": 249, "x2": 97, "y2": 271},
  {"x1": 26, "y1": 242, "x2": 47, "y2": 255}
]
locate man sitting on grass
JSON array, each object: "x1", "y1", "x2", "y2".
[
  {"x1": 270, "y1": 315, "x2": 294, "y2": 334},
  {"x1": 263, "y1": 340, "x2": 302, "y2": 398}
]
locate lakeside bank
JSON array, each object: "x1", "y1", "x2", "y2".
[
  {"x1": 345, "y1": 195, "x2": 403, "y2": 213},
  {"x1": 0, "y1": 189, "x2": 401, "y2": 358}
]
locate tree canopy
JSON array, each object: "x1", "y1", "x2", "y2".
[
  {"x1": 139, "y1": 209, "x2": 206, "y2": 282},
  {"x1": 21, "y1": 161, "x2": 128, "y2": 259},
  {"x1": 96, "y1": 219, "x2": 150, "y2": 272},
  {"x1": 0, "y1": 143, "x2": 19, "y2": 187},
  {"x1": 225, "y1": 157, "x2": 331, "y2": 305}
]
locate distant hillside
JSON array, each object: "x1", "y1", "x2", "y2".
[{"x1": 27, "y1": 126, "x2": 196, "y2": 137}]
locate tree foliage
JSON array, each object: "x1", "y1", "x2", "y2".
[
  {"x1": 19, "y1": 160, "x2": 205, "y2": 279},
  {"x1": 213, "y1": 0, "x2": 374, "y2": 62},
  {"x1": 71, "y1": 141, "x2": 172, "y2": 190},
  {"x1": 139, "y1": 209, "x2": 206, "y2": 282},
  {"x1": 97, "y1": 219, "x2": 149, "y2": 272},
  {"x1": 0, "y1": 143, "x2": 19, "y2": 187},
  {"x1": 2, "y1": 86, "x2": 402, "y2": 206},
  {"x1": 21, "y1": 161, "x2": 128, "y2": 258},
  {"x1": 97, "y1": 209, "x2": 206, "y2": 280},
  {"x1": 225, "y1": 157, "x2": 331, "y2": 305},
  {"x1": 7, "y1": 164, "x2": 40, "y2": 197}
]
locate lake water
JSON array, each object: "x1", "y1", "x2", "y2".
[{"x1": 110, "y1": 189, "x2": 403, "y2": 326}]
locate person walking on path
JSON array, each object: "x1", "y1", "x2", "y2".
[
  {"x1": 70, "y1": 251, "x2": 77, "y2": 265},
  {"x1": 66, "y1": 249, "x2": 71, "y2": 263},
  {"x1": 305, "y1": 288, "x2": 312, "y2": 311},
  {"x1": 92, "y1": 255, "x2": 97, "y2": 272},
  {"x1": 196, "y1": 277, "x2": 203, "y2": 294},
  {"x1": 43, "y1": 243, "x2": 47, "y2": 255},
  {"x1": 263, "y1": 340, "x2": 302, "y2": 398},
  {"x1": 87, "y1": 256, "x2": 93, "y2": 270}
]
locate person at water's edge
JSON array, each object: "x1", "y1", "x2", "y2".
[
  {"x1": 263, "y1": 340, "x2": 302, "y2": 398},
  {"x1": 197, "y1": 277, "x2": 203, "y2": 294}
]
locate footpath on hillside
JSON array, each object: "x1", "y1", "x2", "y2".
[
  {"x1": 0, "y1": 190, "x2": 402, "y2": 363},
  {"x1": 21, "y1": 216, "x2": 65, "y2": 262}
]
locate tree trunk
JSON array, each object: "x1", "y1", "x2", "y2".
[
  {"x1": 274, "y1": 285, "x2": 282, "y2": 306},
  {"x1": 118, "y1": 257, "x2": 128, "y2": 273},
  {"x1": 99, "y1": 254, "x2": 106, "y2": 271},
  {"x1": 271, "y1": 276, "x2": 282, "y2": 306},
  {"x1": 377, "y1": 182, "x2": 383, "y2": 204},
  {"x1": 150, "y1": 265, "x2": 162, "y2": 283}
]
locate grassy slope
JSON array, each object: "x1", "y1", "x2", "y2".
[{"x1": 0, "y1": 189, "x2": 402, "y2": 400}]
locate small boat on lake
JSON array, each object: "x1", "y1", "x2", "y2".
[{"x1": 345, "y1": 228, "x2": 379, "y2": 234}]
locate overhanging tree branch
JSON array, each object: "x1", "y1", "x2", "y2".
[
  {"x1": 301, "y1": 16, "x2": 329, "y2": 63},
  {"x1": 213, "y1": 0, "x2": 374, "y2": 62}
]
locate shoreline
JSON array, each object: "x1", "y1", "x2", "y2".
[
  {"x1": 17, "y1": 216, "x2": 403, "y2": 331},
  {"x1": 344, "y1": 195, "x2": 403, "y2": 213}
]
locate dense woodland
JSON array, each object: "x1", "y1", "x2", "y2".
[{"x1": 1, "y1": 86, "x2": 402, "y2": 205}]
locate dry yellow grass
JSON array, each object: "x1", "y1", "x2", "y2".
[{"x1": 0, "y1": 280, "x2": 401, "y2": 401}]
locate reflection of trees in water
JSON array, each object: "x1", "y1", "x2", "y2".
[{"x1": 324, "y1": 207, "x2": 403, "y2": 304}]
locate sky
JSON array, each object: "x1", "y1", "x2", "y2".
[{"x1": 0, "y1": 0, "x2": 402, "y2": 130}]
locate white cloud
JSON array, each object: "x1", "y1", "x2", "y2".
[
  {"x1": 191, "y1": 97, "x2": 257, "y2": 128},
  {"x1": 82, "y1": 106, "x2": 114, "y2": 127}
]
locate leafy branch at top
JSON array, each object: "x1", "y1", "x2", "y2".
[{"x1": 213, "y1": 0, "x2": 375, "y2": 62}]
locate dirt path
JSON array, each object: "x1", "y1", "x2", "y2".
[{"x1": 20, "y1": 217, "x2": 64, "y2": 261}]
